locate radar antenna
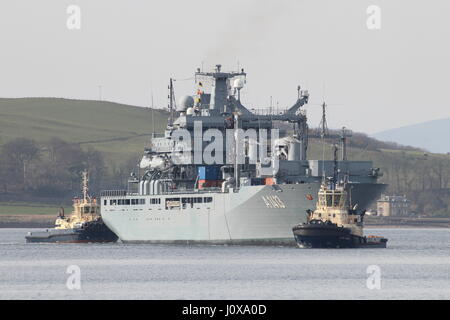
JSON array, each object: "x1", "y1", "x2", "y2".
[{"x1": 318, "y1": 102, "x2": 329, "y2": 139}]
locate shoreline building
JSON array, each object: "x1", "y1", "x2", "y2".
[{"x1": 377, "y1": 195, "x2": 410, "y2": 216}]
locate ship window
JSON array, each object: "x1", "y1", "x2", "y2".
[
  {"x1": 334, "y1": 195, "x2": 341, "y2": 206},
  {"x1": 104, "y1": 200, "x2": 107, "y2": 206},
  {"x1": 194, "y1": 197, "x2": 202, "y2": 203},
  {"x1": 165, "y1": 198, "x2": 181, "y2": 210},
  {"x1": 125, "y1": 199, "x2": 130, "y2": 205},
  {"x1": 131, "y1": 199, "x2": 137, "y2": 205},
  {"x1": 326, "y1": 195, "x2": 332, "y2": 207},
  {"x1": 139, "y1": 199, "x2": 145, "y2": 205},
  {"x1": 110, "y1": 199, "x2": 117, "y2": 205},
  {"x1": 204, "y1": 197, "x2": 213, "y2": 203}
]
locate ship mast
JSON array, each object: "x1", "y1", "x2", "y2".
[
  {"x1": 82, "y1": 170, "x2": 89, "y2": 203},
  {"x1": 168, "y1": 78, "x2": 175, "y2": 127},
  {"x1": 319, "y1": 102, "x2": 328, "y2": 184}
]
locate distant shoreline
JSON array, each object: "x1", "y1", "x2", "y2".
[
  {"x1": 364, "y1": 216, "x2": 450, "y2": 228},
  {"x1": 0, "y1": 215, "x2": 54, "y2": 229}
]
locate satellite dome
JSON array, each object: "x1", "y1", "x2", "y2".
[
  {"x1": 233, "y1": 78, "x2": 244, "y2": 89},
  {"x1": 186, "y1": 107, "x2": 195, "y2": 115},
  {"x1": 178, "y1": 95, "x2": 194, "y2": 111}
]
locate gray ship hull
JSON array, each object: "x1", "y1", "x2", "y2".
[{"x1": 101, "y1": 182, "x2": 385, "y2": 244}]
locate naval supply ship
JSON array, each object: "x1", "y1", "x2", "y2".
[
  {"x1": 100, "y1": 64, "x2": 386, "y2": 244},
  {"x1": 26, "y1": 171, "x2": 118, "y2": 243}
]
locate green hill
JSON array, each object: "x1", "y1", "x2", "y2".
[{"x1": 0, "y1": 98, "x2": 168, "y2": 162}]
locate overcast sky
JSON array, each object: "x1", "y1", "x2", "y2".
[{"x1": 0, "y1": 0, "x2": 449, "y2": 134}]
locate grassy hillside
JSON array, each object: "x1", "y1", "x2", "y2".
[{"x1": 0, "y1": 98, "x2": 168, "y2": 163}]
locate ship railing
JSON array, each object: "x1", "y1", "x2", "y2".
[
  {"x1": 100, "y1": 190, "x2": 127, "y2": 197},
  {"x1": 160, "y1": 188, "x2": 223, "y2": 195},
  {"x1": 250, "y1": 107, "x2": 289, "y2": 116},
  {"x1": 118, "y1": 188, "x2": 224, "y2": 197}
]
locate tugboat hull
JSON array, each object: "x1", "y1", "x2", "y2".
[
  {"x1": 26, "y1": 220, "x2": 118, "y2": 243},
  {"x1": 293, "y1": 223, "x2": 353, "y2": 248},
  {"x1": 292, "y1": 223, "x2": 387, "y2": 248}
]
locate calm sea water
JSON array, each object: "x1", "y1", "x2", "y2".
[{"x1": 0, "y1": 228, "x2": 449, "y2": 299}]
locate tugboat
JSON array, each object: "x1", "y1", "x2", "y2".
[
  {"x1": 26, "y1": 171, "x2": 118, "y2": 243},
  {"x1": 292, "y1": 147, "x2": 388, "y2": 249}
]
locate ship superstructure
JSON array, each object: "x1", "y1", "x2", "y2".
[{"x1": 100, "y1": 64, "x2": 385, "y2": 244}]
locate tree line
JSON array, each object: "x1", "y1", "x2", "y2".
[{"x1": 0, "y1": 138, "x2": 137, "y2": 201}]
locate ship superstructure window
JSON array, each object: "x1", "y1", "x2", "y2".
[
  {"x1": 116, "y1": 199, "x2": 131, "y2": 205},
  {"x1": 166, "y1": 198, "x2": 181, "y2": 210},
  {"x1": 204, "y1": 197, "x2": 213, "y2": 203},
  {"x1": 181, "y1": 197, "x2": 205, "y2": 204},
  {"x1": 150, "y1": 198, "x2": 160, "y2": 205},
  {"x1": 109, "y1": 198, "x2": 146, "y2": 205}
]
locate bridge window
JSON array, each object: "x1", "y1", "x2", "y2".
[
  {"x1": 334, "y1": 195, "x2": 341, "y2": 207},
  {"x1": 326, "y1": 195, "x2": 332, "y2": 207}
]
